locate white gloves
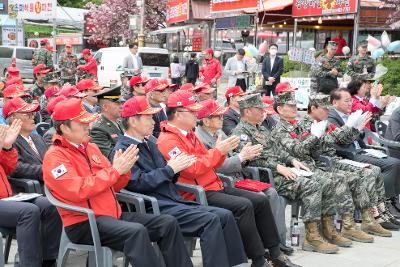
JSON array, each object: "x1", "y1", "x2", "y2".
[
  {"x1": 355, "y1": 111, "x2": 370, "y2": 131},
  {"x1": 311, "y1": 120, "x2": 328, "y2": 138},
  {"x1": 345, "y1": 109, "x2": 362, "y2": 128}
]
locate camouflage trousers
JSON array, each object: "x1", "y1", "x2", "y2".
[
  {"x1": 333, "y1": 161, "x2": 385, "y2": 206},
  {"x1": 312, "y1": 169, "x2": 343, "y2": 216},
  {"x1": 274, "y1": 175, "x2": 322, "y2": 222}
]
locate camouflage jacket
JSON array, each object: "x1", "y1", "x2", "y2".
[
  {"x1": 30, "y1": 82, "x2": 45, "y2": 99},
  {"x1": 314, "y1": 55, "x2": 343, "y2": 78},
  {"x1": 299, "y1": 114, "x2": 361, "y2": 162},
  {"x1": 231, "y1": 120, "x2": 295, "y2": 173},
  {"x1": 58, "y1": 52, "x2": 78, "y2": 79},
  {"x1": 271, "y1": 119, "x2": 319, "y2": 168},
  {"x1": 33, "y1": 48, "x2": 53, "y2": 69},
  {"x1": 346, "y1": 54, "x2": 375, "y2": 80}
]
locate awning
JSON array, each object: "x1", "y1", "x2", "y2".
[
  {"x1": 259, "y1": 0, "x2": 293, "y2": 11},
  {"x1": 149, "y1": 24, "x2": 203, "y2": 35},
  {"x1": 0, "y1": 15, "x2": 17, "y2": 27},
  {"x1": 192, "y1": 0, "x2": 211, "y2": 20}
]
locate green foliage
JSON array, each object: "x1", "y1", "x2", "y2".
[
  {"x1": 380, "y1": 57, "x2": 400, "y2": 96},
  {"x1": 282, "y1": 55, "x2": 311, "y2": 77},
  {"x1": 58, "y1": 0, "x2": 102, "y2": 8}
]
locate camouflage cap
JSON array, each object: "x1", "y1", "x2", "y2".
[
  {"x1": 274, "y1": 91, "x2": 297, "y2": 106},
  {"x1": 357, "y1": 39, "x2": 368, "y2": 48},
  {"x1": 237, "y1": 93, "x2": 267, "y2": 110},
  {"x1": 328, "y1": 41, "x2": 338, "y2": 49},
  {"x1": 309, "y1": 94, "x2": 332, "y2": 110},
  {"x1": 44, "y1": 71, "x2": 60, "y2": 83}
]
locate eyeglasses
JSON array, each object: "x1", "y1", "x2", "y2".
[{"x1": 16, "y1": 113, "x2": 35, "y2": 119}]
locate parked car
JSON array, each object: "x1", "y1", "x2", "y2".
[
  {"x1": 0, "y1": 46, "x2": 35, "y2": 80},
  {"x1": 94, "y1": 47, "x2": 170, "y2": 87}
]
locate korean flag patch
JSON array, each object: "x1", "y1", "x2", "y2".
[
  {"x1": 240, "y1": 134, "x2": 248, "y2": 141},
  {"x1": 51, "y1": 164, "x2": 67, "y2": 179},
  {"x1": 168, "y1": 146, "x2": 182, "y2": 158}
]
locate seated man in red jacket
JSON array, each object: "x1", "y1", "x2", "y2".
[
  {"x1": 0, "y1": 117, "x2": 62, "y2": 267},
  {"x1": 43, "y1": 98, "x2": 192, "y2": 267},
  {"x1": 157, "y1": 90, "x2": 299, "y2": 267},
  {"x1": 77, "y1": 49, "x2": 98, "y2": 80}
]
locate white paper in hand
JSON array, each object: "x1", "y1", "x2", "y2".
[{"x1": 290, "y1": 168, "x2": 314, "y2": 177}]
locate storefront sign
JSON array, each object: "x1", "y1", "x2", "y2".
[
  {"x1": 192, "y1": 29, "x2": 202, "y2": 52},
  {"x1": 2, "y1": 27, "x2": 24, "y2": 46},
  {"x1": 211, "y1": 0, "x2": 259, "y2": 13},
  {"x1": 292, "y1": 0, "x2": 358, "y2": 17},
  {"x1": 289, "y1": 47, "x2": 315, "y2": 65},
  {"x1": 55, "y1": 35, "x2": 82, "y2": 45},
  {"x1": 215, "y1": 15, "x2": 252, "y2": 29},
  {"x1": 166, "y1": 0, "x2": 189, "y2": 24},
  {"x1": 8, "y1": 0, "x2": 56, "y2": 19}
]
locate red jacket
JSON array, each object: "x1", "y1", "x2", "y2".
[
  {"x1": 79, "y1": 56, "x2": 98, "y2": 79},
  {"x1": 199, "y1": 57, "x2": 222, "y2": 85},
  {"x1": 157, "y1": 122, "x2": 225, "y2": 200},
  {"x1": 43, "y1": 134, "x2": 130, "y2": 227},
  {"x1": 351, "y1": 95, "x2": 381, "y2": 130},
  {"x1": 0, "y1": 149, "x2": 18, "y2": 199}
]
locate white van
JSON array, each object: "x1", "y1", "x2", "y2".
[
  {"x1": 93, "y1": 47, "x2": 170, "y2": 87},
  {"x1": 0, "y1": 46, "x2": 35, "y2": 80}
]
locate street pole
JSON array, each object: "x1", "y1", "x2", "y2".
[
  {"x1": 15, "y1": 18, "x2": 19, "y2": 47},
  {"x1": 253, "y1": 13, "x2": 258, "y2": 46},
  {"x1": 352, "y1": 0, "x2": 361, "y2": 55},
  {"x1": 138, "y1": 0, "x2": 145, "y2": 47},
  {"x1": 293, "y1": 18, "x2": 298, "y2": 47}
]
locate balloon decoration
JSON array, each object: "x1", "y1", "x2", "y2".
[
  {"x1": 244, "y1": 48, "x2": 253, "y2": 58},
  {"x1": 342, "y1": 46, "x2": 350, "y2": 55},
  {"x1": 367, "y1": 35, "x2": 381, "y2": 51},
  {"x1": 371, "y1": 48, "x2": 385, "y2": 59},
  {"x1": 213, "y1": 50, "x2": 221, "y2": 58},
  {"x1": 258, "y1": 41, "x2": 268, "y2": 56},
  {"x1": 247, "y1": 45, "x2": 259, "y2": 57},
  {"x1": 387, "y1": 41, "x2": 400, "y2": 52},
  {"x1": 381, "y1": 31, "x2": 391, "y2": 48},
  {"x1": 244, "y1": 56, "x2": 252, "y2": 61}
]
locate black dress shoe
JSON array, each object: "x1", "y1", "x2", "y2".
[
  {"x1": 271, "y1": 255, "x2": 302, "y2": 267},
  {"x1": 386, "y1": 201, "x2": 400, "y2": 219},
  {"x1": 391, "y1": 197, "x2": 400, "y2": 211},
  {"x1": 279, "y1": 243, "x2": 294, "y2": 255}
]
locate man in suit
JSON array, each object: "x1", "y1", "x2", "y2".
[
  {"x1": 123, "y1": 43, "x2": 143, "y2": 75},
  {"x1": 261, "y1": 44, "x2": 284, "y2": 96},
  {"x1": 76, "y1": 79, "x2": 103, "y2": 113},
  {"x1": 222, "y1": 86, "x2": 248, "y2": 136},
  {"x1": 328, "y1": 88, "x2": 400, "y2": 215},
  {"x1": 113, "y1": 96, "x2": 247, "y2": 267},
  {"x1": 195, "y1": 99, "x2": 294, "y2": 255},
  {"x1": 224, "y1": 49, "x2": 249, "y2": 91},
  {"x1": 90, "y1": 86, "x2": 124, "y2": 159},
  {"x1": 384, "y1": 105, "x2": 400, "y2": 159}
]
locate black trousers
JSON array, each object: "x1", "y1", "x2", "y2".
[
  {"x1": 186, "y1": 77, "x2": 197, "y2": 85},
  {"x1": 206, "y1": 187, "x2": 281, "y2": 259},
  {"x1": 355, "y1": 153, "x2": 400, "y2": 198},
  {"x1": 171, "y1": 77, "x2": 182, "y2": 87},
  {"x1": 65, "y1": 212, "x2": 192, "y2": 267},
  {"x1": 235, "y1": 79, "x2": 247, "y2": 91},
  {"x1": 0, "y1": 197, "x2": 62, "y2": 267},
  {"x1": 160, "y1": 202, "x2": 247, "y2": 267},
  {"x1": 263, "y1": 84, "x2": 277, "y2": 97}
]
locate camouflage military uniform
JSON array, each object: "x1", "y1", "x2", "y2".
[
  {"x1": 33, "y1": 48, "x2": 53, "y2": 69},
  {"x1": 347, "y1": 54, "x2": 375, "y2": 81},
  {"x1": 30, "y1": 82, "x2": 45, "y2": 99},
  {"x1": 314, "y1": 53, "x2": 343, "y2": 95},
  {"x1": 300, "y1": 113, "x2": 385, "y2": 207},
  {"x1": 231, "y1": 120, "x2": 322, "y2": 222},
  {"x1": 58, "y1": 51, "x2": 78, "y2": 84}
]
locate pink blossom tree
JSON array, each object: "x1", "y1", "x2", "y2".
[{"x1": 86, "y1": 0, "x2": 167, "y2": 43}]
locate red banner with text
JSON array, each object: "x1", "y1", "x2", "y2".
[
  {"x1": 292, "y1": 0, "x2": 358, "y2": 17},
  {"x1": 166, "y1": 0, "x2": 190, "y2": 24},
  {"x1": 211, "y1": 0, "x2": 259, "y2": 13}
]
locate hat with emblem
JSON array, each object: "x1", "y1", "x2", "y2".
[
  {"x1": 93, "y1": 85, "x2": 123, "y2": 102},
  {"x1": 76, "y1": 79, "x2": 103, "y2": 92},
  {"x1": 53, "y1": 98, "x2": 98, "y2": 123},
  {"x1": 33, "y1": 64, "x2": 51, "y2": 75},
  {"x1": 121, "y1": 96, "x2": 162, "y2": 118},
  {"x1": 225, "y1": 86, "x2": 248, "y2": 100},
  {"x1": 40, "y1": 38, "x2": 49, "y2": 45},
  {"x1": 328, "y1": 41, "x2": 338, "y2": 49},
  {"x1": 261, "y1": 96, "x2": 276, "y2": 115},
  {"x1": 5, "y1": 77, "x2": 23, "y2": 88},
  {"x1": 3, "y1": 84, "x2": 29, "y2": 99},
  {"x1": 82, "y1": 49, "x2": 91, "y2": 56},
  {"x1": 47, "y1": 95, "x2": 67, "y2": 115},
  {"x1": 145, "y1": 79, "x2": 169, "y2": 93},
  {"x1": 167, "y1": 90, "x2": 203, "y2": 111},
  {"x1": 237, "y1": 93, "x2": 267, "y2": 110},
  {"x1": 309, "y1": 94, "x2": 333, "y2": 110},
  {"x1": 274, "y1": 91, "x2": 297, "y2": 106},
  {"x1": 197, "y1": 99, "x2": 229, "y2": 119},
  {"x1": 180, "y1": 83, "x2": 195, "y2": 91},
  {"x1": 275, "y1": 82, "x2": 297, "y2": 94},
  {"x1": 56, "y1": 85, "x2": 87, "y2": 98},
  {"x1": 3, "y1": 97, "x2": 39, "y2": 119},
  {"x1": 195, "y1": 83, "x2": 215, "y2": 94},
  {"x1": 129, "y1": 76, "x2": 149, "y2": 87},
  {"x1": 44, "y1": 86, "x2": 61, "y2": 99},
  {"x1": 357, "y1": 40, "x2": 368, "y2": 48}
]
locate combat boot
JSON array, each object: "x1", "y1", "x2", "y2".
[
  {"x1": 321, "y1": 216, "x2": 352, "y2": 247},
  {"x1": 341, "y1": 212, "x2": 374, "y2": 243},
  {"x1": 361, "y1": 208, "x2": 392, "y2": 237},
  {"x1": 302, "y1": 222, "x2": 339, "y2": 254}
]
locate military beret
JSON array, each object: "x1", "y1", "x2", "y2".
[
  {"x1": 94, "y1": 85, "x2": 124, "y2": 102},
  {"x1": 237, "y1": 93, "x2": 267, "y2": 110},
  {"x1": 328, "y1": 41, "x2": 338, "y2": 49},
  {"x1": 274, "y1": 92, "x2": 297, "y2": 106}
]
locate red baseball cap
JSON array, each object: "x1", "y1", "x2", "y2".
[
  {"x1": 129, "y1": 76, "x2": 148, "y2": 87},
  {"x1": 180, "y1": 83, "x2": 195, "y2": 91},
  {"x1": 197, "y1": 99, "x2": 229, "y2": 119},
  {"x1": 225, "y1": 86, "x2": 248, "y2": 99},
  {"x1": 56, "y1": 85, "x2": 87, "y2": 98},
  {"x1": 2, "y1": 97, "x2": 39, "y2": 119},
  {"x1": 145, "y1": 79, "x2": 169, "y2": 93},
  {"x1": 5, "y1": 77, "x2": 23, "y2": 87},
  {"x1": 262, "y1": 96, "x2": 276, "y2": 115},
  {"x1": 47, "y1": 45, "x2": 57, "y2": 52},
  {"x1": 47, "y1": 95, "x2": 66, "y2": 115},
  {"x1": 205, "y1": 48, "x2": 214, "y2": 55},
  {"x1": 121, "y1": 96, "x2": 162, "y2": 118},
  {"x1": 196, "y1": 85, "x2": 215, "y2": 94},
  {"x1": 65, "y1": 43, "x2": 72, "y2": 48},
  {"x1": 167, "y1": 90, "x2": 203, "y2": 111},
  {"x1": 6, "y1": 66, "x2": 20, "y2": 76},
  {"x1": 33, "y1": 64, "x2": 51, "y2": 75},
  {"x1": 3, "y1": 84, "x2": 29, "y2": 99},
  {"x1": 40, "y1": 38, "x2": 49, "y2": 44},
  {"x1": 82, "y1": 49, "x2": 91, "y2": 55},
  {"x1": 275, "y1": 82, "x2": 297, "y2": 94},
  {"x1": 44, "y1": 86, "x2": 61, "y2": 99},
  {"x1": 76, "y1": 79, "x2": 103, "y2": 92},
  {"x1": 53, "y1": 98, "x2": 98, "y2": 123}
]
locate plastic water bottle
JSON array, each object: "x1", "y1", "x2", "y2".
[{"x1": 291, "y1": 220, "x2": 300, "y2": 246}]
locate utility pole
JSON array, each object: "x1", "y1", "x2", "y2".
[{"x1": 138, "y1": 0, "x2": 145, "y2": 47}]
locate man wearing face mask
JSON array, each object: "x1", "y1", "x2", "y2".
[
  {"x1": 58, "y1": 44, "x2": 78, "y2": 85},
  {"x1": 261, "y1": 44, "x2": 284, "y2": 97}
]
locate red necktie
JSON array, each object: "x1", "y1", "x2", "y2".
[{"x1": 186, "y1": 131, "x2": 194, "y2": 144}]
